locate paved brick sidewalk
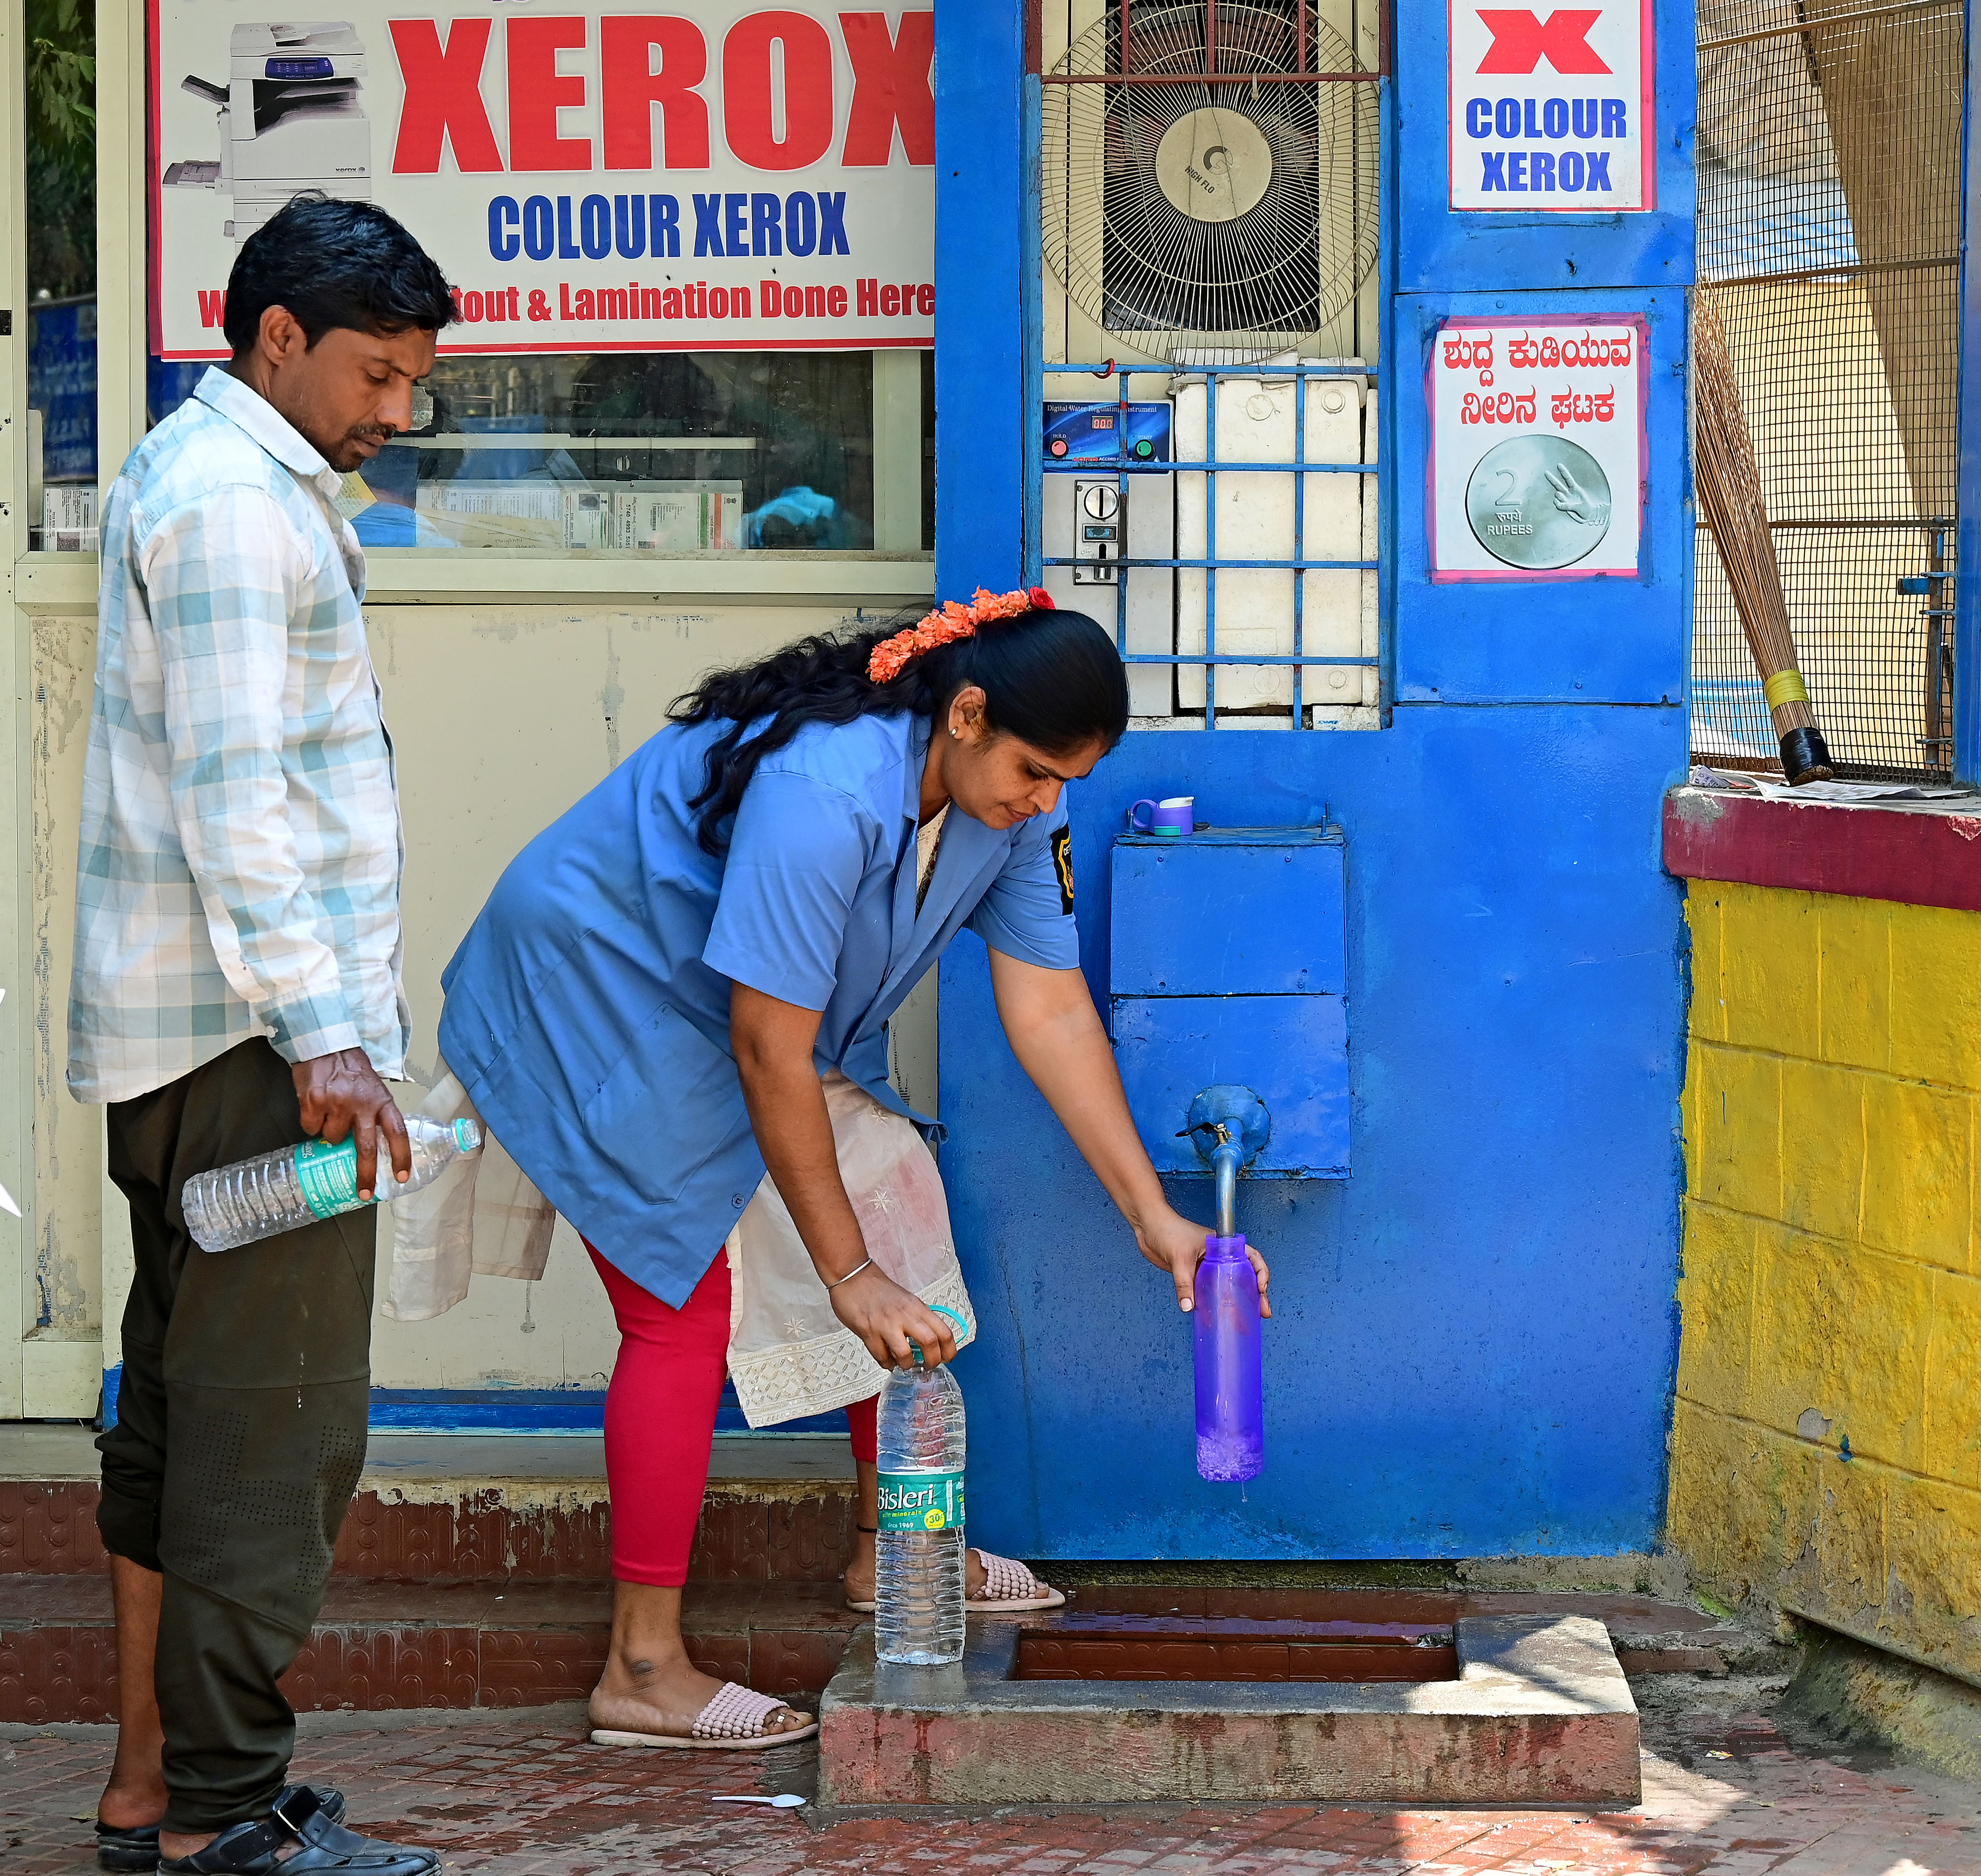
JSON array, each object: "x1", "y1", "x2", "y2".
[{"x1": 5, "y1": 1689, "x2": 1978, "y2": 1876}]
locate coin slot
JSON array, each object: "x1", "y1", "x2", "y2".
[{"x1": 1072, "y1": 477, "x2": 1127, "y2": 585}]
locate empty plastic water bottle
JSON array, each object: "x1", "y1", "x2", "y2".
[
  {"x1": 182, "y1": 1116, "x2": 482, "y2": 1253},
  {"x1": 875, "y1": 1303, "x2": 970, "y2": 1667}
]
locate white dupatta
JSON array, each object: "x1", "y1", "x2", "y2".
[{"x1": 385, "y1": 1064, "x2": 974, "y2": 1427}]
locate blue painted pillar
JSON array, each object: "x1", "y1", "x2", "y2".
[{"x1": 933, "y1": 0, "x2": 1031, "y2": 596}]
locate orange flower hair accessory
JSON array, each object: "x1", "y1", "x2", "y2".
[{"x1": 866, "y1": 586, "x2": 1055, "y2": 684}]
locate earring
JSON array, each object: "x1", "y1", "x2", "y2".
[{"x1": 950, "y1": 727, "x2": 959, "y2": 738}]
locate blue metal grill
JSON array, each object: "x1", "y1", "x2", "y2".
[{"x1": 1041, "y1": 362, "x2": 1383, "y2": 726}]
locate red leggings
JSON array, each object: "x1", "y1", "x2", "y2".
[{"x1": 587, "y1": 1245, "x2": 878, "y2": 1586}]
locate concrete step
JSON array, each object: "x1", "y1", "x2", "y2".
[
  {"x1": 0, "y1": 1429, "x2": 856, "y2": 1583},
  {"x1": 0, "y1": 1575, "x2": 864, "y2": 1725},
  {"x1": 0, "y1": 1567, "x2": 1744, "y2": 1727},
  {"x1": 821, "y1": 1613, "x2": 1644, "y2": 1809}
]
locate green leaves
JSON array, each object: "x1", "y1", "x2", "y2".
[
  {"x1": 28, "y1": 0, "x2": 95, "y2": 153},
  {"x1": 26, "y1": 0, "x2": 94, "y2": 299}
]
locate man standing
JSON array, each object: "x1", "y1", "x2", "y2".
[{"x1": 68, "y1": 195, "x2": 454, "y2": 1876}]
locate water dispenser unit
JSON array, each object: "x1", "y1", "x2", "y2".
[{"x1": 1110, "y1": 823, "x2": 1348, "y2": 1179}]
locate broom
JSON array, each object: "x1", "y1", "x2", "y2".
[{"x1": 1693, "y1": 291, "x2": 1835, "y2": 784}]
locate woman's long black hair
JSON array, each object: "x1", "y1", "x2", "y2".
[{"x1": 669, "y1": 599, "x2": 1129, "y2": 854}]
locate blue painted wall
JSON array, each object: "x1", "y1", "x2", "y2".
[{"x1": 931, "y1": 0, "x2": 1695, "y2": 1559}]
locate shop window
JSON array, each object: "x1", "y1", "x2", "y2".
[
  {"x1": 353, "y1": 350, "x2": 871, "y2": 552},
  {"x1": 144, "y1": 346, "x2": 929, "y2": 555},
  {"x1": 26, "y1": 0, "x2": 98, "y2": 551},
  {"x1": 140, "y1": 0, "x2": 937, "y2": 568},
  {"x1": 1036, "y1": 0, "x2": 1385, "y2": 729}
]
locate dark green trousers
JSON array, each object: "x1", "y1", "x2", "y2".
[{"x1": 96, "y1": 1037, "x2": 376, "y2": 1834}]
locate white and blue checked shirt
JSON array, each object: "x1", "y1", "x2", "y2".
[{"x1": 68, "y1": 368, "x2": 408, "y2": 1104}]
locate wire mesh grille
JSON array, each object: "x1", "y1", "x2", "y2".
[
  {"x1": 1039, "y1": 365, "x2": 1382, "y2": 728},
  {"x1": 1693, "y1": 0, "x2": 1963, "y2": 777},
  {"x1": 1041, "y1": 1, "x2": 1380, "y2": 360}
]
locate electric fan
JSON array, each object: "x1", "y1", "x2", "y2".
[{"x1": 1041, "y1": 2, "x2": 1379, "y2": 361}]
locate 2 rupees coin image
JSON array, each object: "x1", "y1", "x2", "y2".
[{"x1": 1465, "y1": 434, "x2": 1613, "y2": 570}]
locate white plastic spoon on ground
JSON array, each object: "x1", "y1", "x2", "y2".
[{"x1": 710, "y1": 1794, "x2": 807, "y2": 1808}]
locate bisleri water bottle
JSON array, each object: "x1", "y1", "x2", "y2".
[
  {"x1": 182, "y1": 1117, "x2": 482, "y2": 1253},
  {"x1": 1195, "y1": 1234, "x2": 1264, "y2": 1481},
  {"x1": 875, "y1": 1303, "x2": 971, "y2": 1666}
]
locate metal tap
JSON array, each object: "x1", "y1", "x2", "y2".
[
  {"x1": 1206, "y1": 1122, "x2": 1242, "y2": 1238},
  {"x1": 1178, "y1": 1088, "x2": 1269, "y2": 1238}
]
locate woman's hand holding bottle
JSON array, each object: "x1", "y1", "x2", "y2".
[
  {"x1": 1135, "y1": 1205, "x2": 1272, "y2": 1317},
  {"x1": 829, "y1": 1264, "x2": 960, "y2": 1370}
]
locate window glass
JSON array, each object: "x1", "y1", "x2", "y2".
[
  {"x1": 26, "y1": 0, "x2": 97, "y2": 550},
  {"x1": 921, "y1": 350, "x2": 935, "y2": 554},
  {"x1": 145, "y1": 349, "x2": 918, "y2": 555},
  {"x1": 350, "y1": 350, "x2": 873, "y2": 551}
]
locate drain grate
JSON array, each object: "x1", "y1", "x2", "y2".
[{"x1": 1014, "y1": 1614, "x2": 1457, "y2": 1682}]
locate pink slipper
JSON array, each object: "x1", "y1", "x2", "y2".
[
  {"x1": 844, "y1": 1550, "x2": 1067, "y2": 1613},
  {"x1": 966, "y1": 1548, "x2": 1066, "y2": 1612},
  {"x1": 590, "y1": 1681, "x2": 818, "y2": 1750}
]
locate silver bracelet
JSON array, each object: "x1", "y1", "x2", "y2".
[{"x1": 825, "y1": 1258, "x2": 873, "y2": 1290}]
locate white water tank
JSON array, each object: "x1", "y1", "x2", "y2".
[{"x1": 1172, "y1": 360, "x2": 1378, "y2": 726}]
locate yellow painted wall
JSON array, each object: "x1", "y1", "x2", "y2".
[{"x1": 1673, "y1": 880, "x2": 1981, "y2": 1687}]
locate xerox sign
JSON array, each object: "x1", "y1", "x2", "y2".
[
  {"x1": 150, "y1": 3, "x2": 935, "y2": 357},
  {"x1": 1447, "y1": 2, "x2": 1654, "y2": 212}
]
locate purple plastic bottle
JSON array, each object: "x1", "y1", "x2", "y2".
[{"x1": 1194, "y1": 1234, "x2": 1264, "y2": 1481}]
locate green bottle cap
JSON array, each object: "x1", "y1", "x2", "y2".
[{"x1": 908, "y1": 1303, "x2": 971, "y2": 1364}]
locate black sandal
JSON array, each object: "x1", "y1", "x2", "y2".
[
  {"x1": 159, "y1": 1786, "x2": 431, "y2": 1876},
  {"x1": 94, "y1": 1821, "x2": 165, "y2": 1875},
  {"x1": 98, "y1": 1788, "x2": 346, "y2": 1873}
]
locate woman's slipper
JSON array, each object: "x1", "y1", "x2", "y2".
[
  {"x1": 966, "y1": 1549, "x2": 1065, "y2": 1612},
  {"x1": 845, "y1": 1549, "x2": 1065, "y2": 1614},
  {"x1": 589, "y1": 1681, "x2": 818, "y2": 1751}
]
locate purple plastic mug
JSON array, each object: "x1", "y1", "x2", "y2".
[
  {"x1": 1129, "y1": 795, "x2": 1195, "y2": 837},
  {"x1": 1194, "y1": 1235, "x2": 1263, "y2": 1481}
]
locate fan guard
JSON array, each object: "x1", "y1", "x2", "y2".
[{"x1": 1042, "y1": 2, "x2": 1379, "y2": 361}]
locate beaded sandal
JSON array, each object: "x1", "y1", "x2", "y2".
[
  {"x1": 844, "y1": 1547, "x2": 1065, "y2": 1614},
  {"x1": 590, "y1": 1681, "x2": 818, "y2": 1751},
  {"x1": 965, "y1": 1550, "x2": 1065, "y2": 1612}
]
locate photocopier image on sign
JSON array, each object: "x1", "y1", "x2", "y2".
[{"x1": 164, "y1": 21, "x2": 371, "y2": 242}]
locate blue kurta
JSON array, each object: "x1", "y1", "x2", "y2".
[{"x1": 437, "y1": 710, "x2": 1080, "y2": 1305}]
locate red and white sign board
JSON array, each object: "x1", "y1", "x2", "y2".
[
  {"x1": 150, "y1": 3, "x2": 935, "y2": 359},
  {"x1": 1427, "y1": 314, "x2": 1648, "y2": 582},
  {"x1": 1447, "y1": 3, "x2": 1654, "y2": 211}
]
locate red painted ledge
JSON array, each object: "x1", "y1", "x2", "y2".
[{"x1": 1664, "y1": 787, "x2": 1981, "y2": 913}]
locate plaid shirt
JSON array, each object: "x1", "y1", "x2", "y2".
[{"x1": 68, "y1": 368, "x2": 408, "y2": 1104}]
